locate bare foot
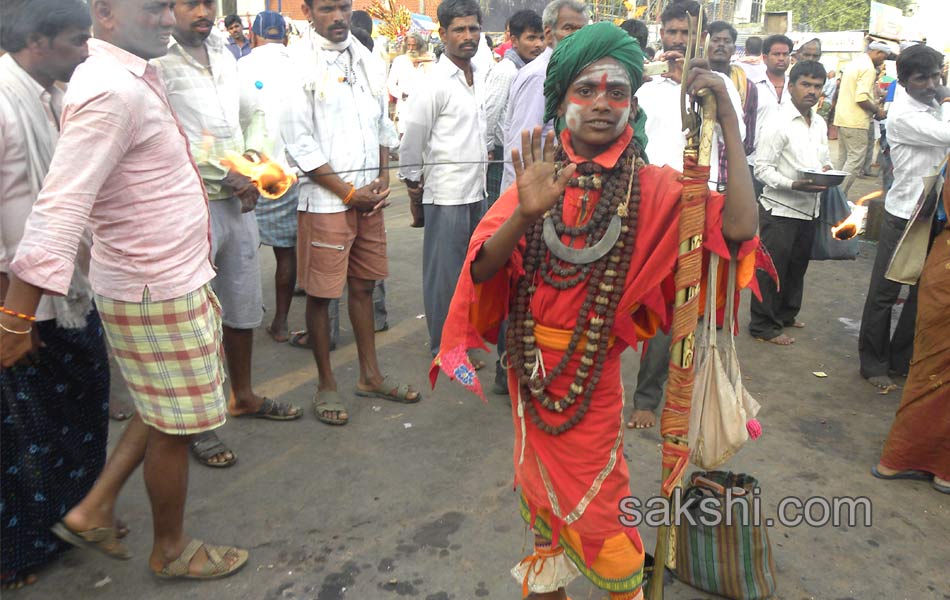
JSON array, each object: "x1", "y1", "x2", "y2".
[
  {"x1": 116, "y1": 517, "x2": 130, "y2": 538},
  {"x1": 874, "y1": 463, "x2": 900, "y2": 477},
  {"x1": 468, "y1": 353, "x2": 486, "y2": 371},
  {"x1": 866, "y1": 375, "x2": 898, "y2": 393},
  {"x1": 265, "y1": 321, "x2": 290, "y2": 343},
  {"x1": 626, "y1": 409, "x2": 656, "y2": 429},
  {"x1": 2, "y1": 573, "x2": 37, "y2": 589},
  {"x1": 786, "y1": 321, "x2": 805, "y2": 328},
  {"x1": 62, "y1": 504, "x2": 115, "y2": 537},
  {"x1": 757, "y1": 334, "x2": 794, "y2": 345}
]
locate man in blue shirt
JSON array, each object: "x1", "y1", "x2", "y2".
[{"x1": 225, "y1": 14, "x2": 251, "y2": 60}]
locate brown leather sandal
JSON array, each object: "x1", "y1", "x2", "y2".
[{"x1": 153, "y1": 539, "x2": 248, "y2": 580}]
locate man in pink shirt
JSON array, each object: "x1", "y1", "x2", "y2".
[{"x1": 0, "y1": 0, "x2": 247, "y2": 581}]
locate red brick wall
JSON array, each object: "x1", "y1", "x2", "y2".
[{"x1": 267, "y1": 0, "x2": 437, "y2": 22}]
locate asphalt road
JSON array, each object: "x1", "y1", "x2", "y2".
[{"x1": 13, "y1": 176, "x2": 949, "y2": 600}]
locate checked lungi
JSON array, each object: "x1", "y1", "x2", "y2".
[{"x1": 95, "y1": 285, "x2": 227, "y2": 435}]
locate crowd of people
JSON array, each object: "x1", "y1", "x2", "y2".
[{"x1": 0, "y1": 0, "x2": 947, "y2": 596}]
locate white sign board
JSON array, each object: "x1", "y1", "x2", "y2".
[{"x1": 869, "y1": 1, "x2": 904, "y2": 39}]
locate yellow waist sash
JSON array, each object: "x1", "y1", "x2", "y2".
[{"x1": 533, "y1": 322, "x2": 617, "y2": 352}]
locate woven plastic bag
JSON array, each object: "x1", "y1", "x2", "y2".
[
  {"x1": 673, "y1": 470, "x2": 777, "y2": 599},
  {"x1": 687, "y1": 253, "x2": 761, "y2": 470}
]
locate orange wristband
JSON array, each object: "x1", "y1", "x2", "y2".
[
  {"x1": 342, "y1": 184, "x2": 356, "y2": 205},
  {"x1": 0, "y1": 306, "x2": 36, "y2": 322}
]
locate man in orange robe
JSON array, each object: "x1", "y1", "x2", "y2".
[{"x1": 430, "y1": 23, "x2": 761, "y2": 599}]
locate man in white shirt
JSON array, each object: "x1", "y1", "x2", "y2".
[
  {"x1": 281, "y1": 0, "x2": 416, "y2": 425},
  {"x1": 626, "y1": 0, "x2": 745, "y2": 430},
  {"x1": 635, "y1": 1, "x2": 745, "y2": 190},
  {"x1": 399, "y1": 0, "x2": 487, "y2": 358},
  {"x1": 748, "y1": 34, "x2": 792, "y2": 196},
  {"x1": 499, "y1": 0, "x2": 589, "y2": 192},
  {"x1": 736, "y1": 35, "x2": 766, "y2": 83},
  {"x1": 858, "y1": 45, "x2": 950, "y2": 390},
  {"x1": 751, "y1": 60, "x2": 833, "y2": 345},
  {"x1": 156, "y1": 0, "x2": 301, "y2": 467},
  {"x1": 387, "y1": 33, "x2": 435, "y2": 135},
  {"x1": 238, "y1": 11, "x2": 299, "y2": 346},
  {"x1": 708, "y1": 21, "x2": 758, "y2": 166},
  {"x1": 483, "y1": 9, "x2": 545, "y2": 204}
]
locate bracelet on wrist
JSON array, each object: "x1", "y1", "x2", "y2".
[
  {"x1": 342, "y1": 184, "x2": 356, "y2": 205},
  {"x1": 0, "y1": 322, "x2": 32, "y2": 335},
  {"x1": 0, "y1": 306, "x2": 36, "y2": 322}
]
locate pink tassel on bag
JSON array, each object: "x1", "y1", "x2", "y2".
[{"x1": 746, "y1": 419, "x2": 762, "y2": 440}]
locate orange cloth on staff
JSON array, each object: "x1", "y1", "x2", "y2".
[
  {"x1": 879, "y1": 171, "x2": 950, "y2": 481},
  {"x1": 430, "y1": 126, "x2": 760, "y2": 592}
]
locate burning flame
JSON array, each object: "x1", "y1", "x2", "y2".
[
  {"x1": 221, "y1": 151, "x2": 297, "y2": 200},
  {"x1": 830, "y1": 190, "x2": 883, "y2": 241}
]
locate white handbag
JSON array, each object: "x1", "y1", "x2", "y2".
[
  {"x1": 885, "y1": 160, "x2": 946, "y2": 285},
  {"x1": 687, "y1": 253, "x2": 761, "y2": 470}
]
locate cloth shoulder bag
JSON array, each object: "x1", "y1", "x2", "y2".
[
  {"x1": 687, "y1": 253, "x2": 761, "y2": 470},
  {"x1": 885, "y1": 159, "x2": 947, "y2": 284}
]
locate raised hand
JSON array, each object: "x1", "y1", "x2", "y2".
[{"x1": 512, "y1": 127, "x2": 576, "y2": 223}]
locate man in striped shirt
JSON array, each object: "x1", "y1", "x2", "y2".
[{"x1": 156, "y1": 0, "x2": 301, "y2": 468}]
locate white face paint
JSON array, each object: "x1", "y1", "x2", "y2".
[{"x1": 563, "y1": 60, "x2": 632, "y2": 139}]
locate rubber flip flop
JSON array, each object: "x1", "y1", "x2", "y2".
[
  {"x1": 288, "y1": 330, "x2": 312, "y2": 350},
  {"x1": 354, "y1": 375, "x2": 421, "y2": 404},
  {"x1": 870, "y1": 465, "x2": 932, "y2": 481},
  {"x1": 190, "y1": 431, "x2": 237, "y2": 468},
  {"x1": 230, "y1": 396, "x2": 301, "y2": 421},
  {"x1": 313, "y1": 390, "x2": 349, "y2": 425},
  {"x1": 265, "y1": 325, "x2": 290, "y2": 343}
]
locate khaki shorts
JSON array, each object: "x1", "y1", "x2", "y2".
[{"x1": 297, "y1": 209, "x2": 388, "y2": 299}]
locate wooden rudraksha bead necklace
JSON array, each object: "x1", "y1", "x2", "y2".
[{"x1": 507, "y1": 142, "x2": 644, "y2": 435}]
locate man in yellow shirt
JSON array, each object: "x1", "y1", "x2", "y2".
[{"x1": 833, "y1": 41, "x2": 889, "y2": 195}]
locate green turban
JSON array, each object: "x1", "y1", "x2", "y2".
[{"x1": 543, "y1": 22, "x2": 648, "y2": 154}]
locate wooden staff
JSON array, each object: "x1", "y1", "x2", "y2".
[{"x1": 646, "y1": 10, "x2": 718, "y2": 600}]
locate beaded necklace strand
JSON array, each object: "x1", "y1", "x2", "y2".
[{"x1": 507, "y1": 142, "x2": 644, "y2": 435}]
